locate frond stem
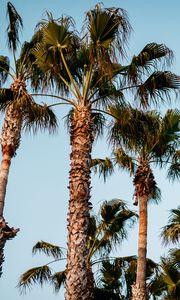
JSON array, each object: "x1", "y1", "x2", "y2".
[
  {"x1": 60, "y1": 49, "x2": 81, "y2": 100},
  {"x1": 31, "y1": 93, "x2": 76, "y2": 107}
]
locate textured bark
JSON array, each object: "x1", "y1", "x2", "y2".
[
  {"x1": 131, "y1": 284, "x2": 147, "y2": 300},
  {"x1": 132, "y1": 162, "x2": 156, "y2": 300},
  {"x1": 0, "y1": 217, "x2": 19, "y2": 277},
  {"x1": 87, "y1": 262, "x2": 95, "y2": 300},
  {"x1": 65, "y1": 104, "x2": 94, "y2": 300},
  {"x1": 0, "y1": 78, "x2": 25, "y2": 277},
  {"x1": 0, "y1": 105, "x2": 22, "y2": 216},
  {"x1": 131, "y1": 194, "x2": 148, "y2": 300}
]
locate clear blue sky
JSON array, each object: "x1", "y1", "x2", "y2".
[{"x1": 0, "y1": 1, "x2": 179, "y2": 300}]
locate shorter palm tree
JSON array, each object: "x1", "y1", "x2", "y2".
[
  {"x1": 92, "y1": 106, "x2": 180, "y2": 300},
  {"x1": 18, "y1": 199, "x2": 137, "y2": 297}
]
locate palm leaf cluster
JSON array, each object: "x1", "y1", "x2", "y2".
[
  {"x1": 18, "y1": 200, "x2": 137, "y2": 296},
  {"x1": 0, "y1": 2, "x2": 179, "y2": 299}
]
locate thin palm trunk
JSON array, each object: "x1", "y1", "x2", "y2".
[
  {"x1": 0, "y1": 104, "x2": 22, "y2": 216},
  {"x1": 0, "y1": 152, "x2": 12, "y2": 217},
  {"x1": 0, "y1": 104, "x2": 22, "y2": 276},
  {"x1": 132, "y1": 194, "x2": 148, "y2": 300},
  {"x1": 65, "y1": 104, "x2": 94, "y2": 300},
  {"x1": 87, "y1": 262, "x2": 95, "y2": 300}
]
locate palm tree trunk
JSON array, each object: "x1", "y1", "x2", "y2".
[
  {"x1": 87, "y1": 262, "x2": 94, "y2": 300},
  {"x1": 0, "y1": 104, "x2": 22, "y2": 277},
  {"x1": 132, "y1": 194, "x2": 148, "y2": 300},
  {"x1": 0, "y1": 217, "x2": 19, "y2": 277},
  {"x1": 65, "y1": 104, "x2": 94, "y2": 300},
  {"x1": 0, "y1": 152, "x2": 12, "y2": 217}
]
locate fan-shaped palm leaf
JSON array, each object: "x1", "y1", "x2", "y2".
[
  {"x1": 161, "y1": 207, "x2": 180, "y2": 246},
  {"x1": 0, "y1": 56, "x2": 10, "y2": 86},
  {"x1": 32, "y1": 241, "x2": 64, "y2": 259},
  {"x1": 50, "y1": 271, "x2": 66, "y2": 293},
  {"x1": 128, "y1": 43, "x2": 173, "y2": 84},
  {"x1": 137, "y1": 71, "x2": 180, "y2": 107},
  {"x1": 91, "y1": 158, "x2": 114, "y2": 182},
  {"x1": 18, "y1": 265, "x2": 52, "y2": 292},
  {"x1": 86, "y1": 4, "x2": 131, "y2": 69}
]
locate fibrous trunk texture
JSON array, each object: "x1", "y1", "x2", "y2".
[
  {"x1": 132, "y1": 194, "x2": 148, "y2": 300},
  {"x1": 65, "y1": 104, "x2": 94, "y2": 300},
  {"x1": 87, "y1": 262, "x2": 95, "y2": 300},
  {"x1": 132, "y1": 162, "x2": 156, "y2": 300},
  {"x1": 0, "y1": 104, "x2": 22, "y2": 216},
  {"x1": 131, "y1": 284, "x2": 147, "y2": 300},
  {"x1": 0, "y1": 77, "x2": 25, "y2": 277},
  {"x1": 0, "y1": 217, "x2": 19, "y2": 277}
]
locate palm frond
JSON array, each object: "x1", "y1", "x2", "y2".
[
  {"x1": 32, "y1": 241, "x2": 64, "y2": 259},
  {"x1": 50, "y1": 271, "x2": 66, "y2": 293},
  {"x1": 167, "y1": 163, "x2": 180, "y2": 181},
  {"x1": 137, "y1": 71, "x2": 180, "y2": 107},
  {"x1": 147, "y1": 186, "x2": 161, "y2": 205},
  {"x1": 0, "y1": 88, "x2": 14, "y2": 110},
  {"x1": 23, "y1": 102, "x2": 58, "y2": 133},
  {"x1": 98, "y1": 199, "x2": 138, "y2": 251},
  {"x1": 108, "y1": 104, "x2": 160, "y2": 149},
  {"x1": 32, "y1": 18, "x2": 81, "y2": 94},
  {"x1": 113, "y1": 147, "x2": 135, "y2": 175},
  {"x1": 6, "y1": 2, "x2": 23, "y2": 51},
  {"x1": 0, "y1": 56, "x2": 10, "y2": 86},
  {"x1": 167, "y1": 248, "x2": 180, "y2": 270},
  {"x1": 161, "y1": 207, "x2": 180, "y2": 246},
  {"x1": 86, "y1": 3, "x2": 131, "y2": 77},
  {"x1": 18, "y1": 265, "x2": 52, "y2": 293},
  {"x1": 91, "y1": 112, "x2": 106, "y2": 139},
  {"x1": 91, "y1": 158, "x2": 114, "y2": 182},
  {"x1": 128, "y1": 43, "x2": 173, "y2": 84}
]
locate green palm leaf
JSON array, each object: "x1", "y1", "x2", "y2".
[
  {"x1": 23, "y1": 102, "x2": 58, "y2": 133},
  {"x1": 0, "y1": 88, "x2": 14, "y2": 110},
  {"x1": 91, "y1": 158, "x2": 114, "y2": 182},
  {"x1": 98, "y1": 199, "x2": 138, "y2": 251},
  {"x1": 51, "y1": 271, "x2": 66, "y2": 293},
  {"x1": 113, "y1": 148, "x2": 135, "y2": 175},
  {"x1": 161, "y1": 207, "x2": 180, "y2": 245},
  {"x1": 18, "y1": 265, "x2": 52, "y2": 292},
  {"x1": 32, "y1": 241, "x2": 64, "y2": 259},
  {"x1": 128, "y1": 43, "x2": 173, "y2": 84},
  {"x1": 0, "y1": 56, "x2": 10, "y2": 86},
  {"x1": 137, "y1": 71, "x2": 180, "y2": 107}
]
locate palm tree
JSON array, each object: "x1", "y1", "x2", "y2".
[
  {"x1": 18, "y1": 199, "x2": 137, "y2": 298},
  {"x1": 93, "y1": 107, "x2": 180, "y2": 299},
  {"x1": 0, "y1": 2, "x2": 57, "y2": 277},
  {"x1": 31, "y1": 4, "x2": 180, "y2": 299}
]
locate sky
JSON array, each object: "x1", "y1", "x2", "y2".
[{"x1": 0, "y1": 1, "x2": 179, "y2": 300}]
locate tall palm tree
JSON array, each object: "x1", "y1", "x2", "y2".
[
  {"x1": 31, "y1": 3, "x2": 180, "y2": 298},
  {"x1": 18, "y1": 199, "x2": 137, "y2": 297},
  {"x1": 0, "y1": 2, "x2": 57, "y2": 277},
  {"x1": 93, "y1": 107, "x2": 180, "y2": 300}
]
